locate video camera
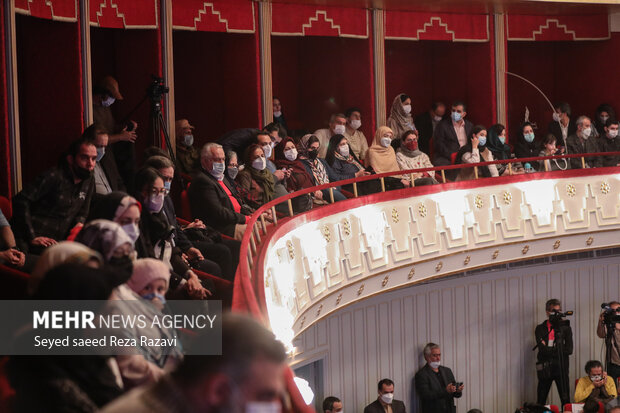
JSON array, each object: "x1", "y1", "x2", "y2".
[
  {"x1": 548, "y1": 310, "x2": 573, "y2": 326},
  {"x1": 147, "y1": 75, "x2": 169, "y2": 104},
  {"x1": 601, "y1": 303, "x2": 620, "y2": 325}
]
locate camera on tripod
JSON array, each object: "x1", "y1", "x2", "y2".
[
  {"x1": 549, "y1": 310, "x2": 573, "y2": 326},
  {"x1": 601, "y1": 303, "x2": 620, "y2": 325},
  {"x1": 147, "y1": 75, "x2": 169, "y2": 104}
]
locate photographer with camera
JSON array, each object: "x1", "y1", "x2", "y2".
[
  {"x1": 597, "y1": 301, "x2": 620, "y2": 385},
  {"x1": 575, "y1": 360, "x2": 618, "y2": 410},
  {"x1": 535, "y1": 299, "x2": 573, "y2": 408},
  {"x1": 414, "y1": 342, "x2": 463, "y2": 413}
]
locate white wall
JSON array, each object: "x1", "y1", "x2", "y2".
[{"x1": 291, "y1": 255, "x2": 620, "y2": 412}]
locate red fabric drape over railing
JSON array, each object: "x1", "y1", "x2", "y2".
[
  {"x1": 90, "y1": 0, "x2": 158, "y2": 29},
  {"x1": 15, "y1": 0, "x2": 77, "y2": 22},
  {"x1": 172, "y1": 0, "x2": 255, "y2": 33},
  {"x1": 272, "y1": 3, "x2": 369, "y2": 38},
  {"x1": 385, "y1": 11, "x2": 490, "y2": 42},
  {"x1": 506, "y1": 14, "x2": 609, "y2": 41}
]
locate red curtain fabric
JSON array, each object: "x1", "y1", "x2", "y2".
[
  {"x1": 506, "y1": 14, "x2": 609, "y2": 41},
  {"x1": 15, "y1": 0, "x2": 77, "y2": 22},
  {"x1": 0, "y1": 0, "x2": 10, "y2": 197},
  {"x1": 90, "y1": 0, "x2": 158, "y2": 29},
  {"x1": 272, "y1": 4, "x2": 368, "y2": 38},
  {"x1": 172, "y1": 0, "x2": 255, "y2": 33},
  {"x1": 385, "y1": 11, "x2": 489, "y2": 42}
]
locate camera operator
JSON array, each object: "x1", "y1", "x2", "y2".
[
  {"x1": 535, "y1": 298, "x2": 573, "y2": 407},
  {"x1": 597, "y1": 301, "x2": 620, "y2": 384}
]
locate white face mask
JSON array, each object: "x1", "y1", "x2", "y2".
[
  {"x1": 429, "y1": 361, "x2": 441, "y2": 369},
  {"x1": 101, "y1": 95, "x2": 116, "y2": 107},
  {"x1": 402, "y1": 104, "x2": 412, "y2": 114},
  {"x1": 350, "y1": 119, "x2": 362, "y2": 130},
  {"x1": 601, "y1": 115, "x2": 609, "y2": 123},
  {"x1": 380, "y1": 137, "x2": 392, "y2": 148},
  {"x1": 552, "y1": 112, "x2": 561, "y2": 122},
  {"x1": 183, "y1": 134, "x2": 194, "y2": 147},
  {"x1": 246, "y1": 401, "x2": 280, "y2": 413},
  {"x1": 433, "y1": 115, "x2": 442, "y2": 122},
  {"x1": 227, "y1": 167, "x2": 239, "y2": 180},
  {"x1": 284, "y1": 148, "x2": 298, "y2": 161},
  {"x1": 380, "y1": 393, "x2": 394, "y2": 404},
  {"x1": 210, "y1": 162, "x2": 225, "y2": 181},
  {"x1": 252, "y1": 157, "x2": 267, "y2": 171},
  {"x1": 273, "y1": 111, "x2": 282, "y2": 118},
  {"x1": 608, "y1": 129, "x2": 619, "y2": 139},
  {"x1": 339, "y1": 145, "x2": 350, "y2": 158},
  {"x1": 333, "y1": 124, "x2": 346, "y2": 135},
  {"x1": 121, "y1": 223, "x2": 140, "y2": 244},
  {"x1": 262, "y1": 143, "x2": 273, "y2": 159},
  {"x1": 581, "y1": 127, "x2": 592, "y2": 139}
]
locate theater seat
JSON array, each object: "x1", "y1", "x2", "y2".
[
  {"x1": 0, "y1": 196, "x2": 11, "y2": 220},
  {"x1": 450, "y1": 152, "x2": 458, "y2": 164},
  {"x1": 0, "y1": 264, "x2": 29, "y2": 299},
  {"x1": 563, "y1": 402, "x2": 604, "y2": 412},
  {"x1": 180, "y1": 189, "x2": 192, "y2": 221},
  {"x1": 193, "y1": 269, "x2": 233, "y2": 309},
  {"x1": 547, "y1": 405, "x2": 559, "y2": 413}
]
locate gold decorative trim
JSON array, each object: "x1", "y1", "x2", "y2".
[
  {"x1": 418, "y1": 203, "x2": 427, "y2": 218},
  {"x1": 382, "y1": 275, "x2": 389, "y2": 287},
  {"x1": 322, "y1": 225, "x2": 331, "y2": 242},
  {"x1": 391, "y1": 207, "x2": 399, "y2": 223},
  {"x1": 522, "y1": 245, "x2": 529, "y2": 254},
  {"x1": 492, "y1": 249, "x2": 500, "y2": 259},
  {"x1": 286, "y1": 240, "x2": 294, "y2": 259},
  {"x1": 335, "y1": 293, "x2": 342, "y2": 305},
  {"x1": 435, "y1": 261, "x2": 443, "y2": 272},
  {"x1": 503, "y1": 191, "x2": 512, "y2": 205},
  {"x1": 566, "y1": 183, "x2": 576, "y2": 197},
  {"x1": 463, "y1": 255, "x2": 471, "y2": 265},
  {"x1": 601, "y1": 182, "x2": 610, "y2": 195},
  {"x1": 316, "y1": 304, "x2": 323, "y2": 316},
  {"x1": 357, "y1": 284, "x2": 365, "y2": 296},
  {"x1": 300, "y1": 316, "x2": 306, "y2": 328},
  {"x1": 265, "y1": 270, "x2": 271, "y2": 287},
  {"x1": 408, "y1": 266, "x2": 415, "y2": 279},
  {"x1": 475, "y1": 195, "x2": 484, "y2": 209},
  {"x1": 343, "y1": 219, "x2": 351, "y2": 236},
  {"x1": 553, "y1": 240, "x2": 561, "y2": 250},
  {"x1": 586, "y1": 236, "x2": 594, "y2": 246}
]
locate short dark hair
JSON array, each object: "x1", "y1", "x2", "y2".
[
  {"x1": 583, "y1": 399, "x2": 600, "y2": 413},
  {"x1": 606, "y1": 118, "x2": 619, "y2": 128},
  {"x1": 432, "y1": 101, "x2": 446, "y2": 111},
  {"x1": 545, "y1": 298, "x2": 561, "y2": 312},
  {"x1": 143, "y1": 146, "x2": 170, "y2": 160},
  {"x1": 264, "y1": 122, "x2": 287, "y2": 139},
  {"x1": 345, "y1": 107, "x2": 361, "y2": 118},
  {"x1": 144, "y1": 155, "x2": 175, "y2": 170},
  {"x1": 452, "y1": 100, "x2": 467, "y2": 112},
  {"x1": 554, "y1": 102, "x2": 571, "y2": 116},
  {"x1": 378, "y1": 378, "x2": 394, "y2": 391},
  {"x1": 67, "y1": 137, "x2": 95, "y2": 158},
  {"x1": 253, "y1": 131, "x2": 272, "y2": 144},
  {"x1": 323, "y1": 396, "x2": 341, "y2": 412},
  {"x1": 81, "y1": 123, "x2": 106, "y2": 142},
  {"x1": 585, "y1": 360, "x2": 603, "y2": 374},
  {"x1": 542, "y1": 134, "x2": 556, "y2": 146}
]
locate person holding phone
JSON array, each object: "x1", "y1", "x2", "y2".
[{"x1": 414, "y1": 342, "x2": 463, "y2": 413}]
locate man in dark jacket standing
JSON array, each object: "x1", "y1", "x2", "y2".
[
  {"x1": 364, "y1": 378, "x2": 406, "y2": 413},
  {"x1": 414, "y1": 342, "x2": 463, "y2": 413},
  {"x1": 535, "y1": 298, "x2": 573, "y2": 408}
]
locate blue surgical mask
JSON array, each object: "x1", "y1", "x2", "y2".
[
  {"x1": 95, "y1": 146, "x2": 105, "y2": 162},
  {"x1": 499, "y1": 136, "x2": 506, "y2": 144},
  {"x1": 101, "y1": 95, "x2": 115, "y2": 107},
  {"x1": 524, "y1": 132, "x2": 535, "y2": 143},
  {"x1": 478, "y1": 136, "x2": 487, "y2": 146},
  {"x1": 147, "y1": 193, "x2": 164, "y2": 213},
  {"x1": 121, "y1": 223, "x2": 140, "y2": 244},
  {"x1": 163, "y1": 181, "x2": 171, "y2": 191},
  {"x1": 452, "y1": 111, "x2": 462, "y2": 122},
  {"x1": 141, "y1": 292, "x2": 166, "y2": 306}
]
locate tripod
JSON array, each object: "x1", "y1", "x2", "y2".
[
  {"x1": 149, "y1": 97, "x2": 176, "y2": 165},
  {"x1": 550, "y1": 320, "x2": 570, "y2": 407}
]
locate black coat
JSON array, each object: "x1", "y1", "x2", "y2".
[
  {"x1": 217, "y1": 128, "x2": 261, "y2": 157},
  {"x1": 415, "y1": 111, "x2": 445, "y2": 154},
  {"x1": 535, "y1": 319, "x2": 573, "y2": 364},
  {"x1": 414, "y1": 364, "x2": 461, "y2": 413},
  {"x1": 433, "y1": 118, "x2": 474, "y2": 165},
  {"x1": 99, "y1": 152, "x2": 126, "y2": 192},
  {"x1": 548, "y1": 119, "x2": 577, "y2": 148},
  {"x1": 187, "y1": 169, "x2": 250, "y2": 237},
  {"x1": 363, "y1": 398, "x2": 407, "y2": 413}
]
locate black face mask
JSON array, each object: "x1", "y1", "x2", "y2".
[
  {"x1": 107, "y1": 256, "x2": 134, "y2": 287},
  {"x1": 73, "y1": 164, "x2": 92, "y2": 180},
  {"x1": 308, "y1": 150, "x2": 318, "y2": 160}
]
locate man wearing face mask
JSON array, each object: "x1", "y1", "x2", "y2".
[
  {"x1": 314, "y1": 113, "x2": 347, "y2": 158},
  {"x1": 12, "y1": 137, "x2": 97, "y2": 254},
  {"x1": 364, "y1": 378, "x2": 407, "y2": 413},
  {"x1": 414, "y1": 343, "x2": 463, "y2": 413},
  {"x1": 548, "y1": 102, "x2": 576, "y2": 148},
  {"x1": 433, "y1": 101, "x2": 473, "y2": 172},
  {"x1": 82, "y1": 124, "x2": 126, "y2": 202},
  {"x1": 273, "y1": 97, "x2": 288, "y2": 131},
  {"x1": 597, "y1": 119, "x2": 620, "y2": 167},
  {"x1": 574, "y1": 360, "x2": 618, "y2": 409},
  {"x1": 175, "y1": 119, "x2": 200, "y2": 175},
  {"x1": 101, "y1": 313, "x2": 288, "y2": 413},
  {"x1": 415, "y1": 101, "x2": 447, "y2": 154},
  {"x1": 343, "y1": 107, "x2": 369, "y2": 161},
  {"x1": 566, "y1": 116, "x2": 602, "y2": 169}
]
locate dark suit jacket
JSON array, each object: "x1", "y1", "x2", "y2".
[
  {"x1": 433, "y1": 118, "x2": 473, "y2": 166},
  {"x1": 548, "y1": 119, "x2": 577, "y2": 148},
  {"x1": 566, "y1": 133, "x2": 602, "y2": 169},
  {"x1": 414, "y1": 364, "x2": 461, "y2": 413},
  {"x1": 187, "y1": 169, "x2": 248, "y2": 237},
  {"x1": 535, "y1": 319, "x2": 573, "y2": 364},
  {"x1": 100, "y1": 151, "x2": 126, "y2": 192},
  {"x1": 363, "y1": 398, "x2": 406, "y2": 413},
  {"x1": 415, "y1": 112, "x2": 445, "y2": 154}
]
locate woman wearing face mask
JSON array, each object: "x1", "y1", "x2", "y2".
[
  {"x1": 273, "y1": 138, "x2": 318, "y2": 209},
  {"x1": 395, "y1": 130, "x2": 438, "y2": 186},
  {"x1": 236, "y1": 144, "x2": 276, "y2": 209},
  {"x1": 538, "y1": 134, "x2": 568, "y2": 172},
  {"x1": 367, "y1": 126, "x2": 410, "y2": 189},
  {"x1": 485, "y1": 124, "x2": 512, "y2": 162},
  {"x1": 325, "y1": 134, "x2": 378, "y2": 196},
  {"x1": 298, "y1": 134, "x2": 346, "y2": 202},
  {"x1": 515, "y1": 122, "x2": 541, "y2": 171},
  {"x1": 455, "y1": 125, "x2": 501, "y2": 181},
  {"x1": 132, "y1": 168, "x2": 212, "y2": 301},
  {"x1": 387, "y1": 93, "x2": 417, "y2": 142},
  {"x1": 593, "y1": 103, "x2": 616, "y2": 138}
]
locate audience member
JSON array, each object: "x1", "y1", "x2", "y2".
[
  {"x1": 548, "y1": 102, "x2": 576, "y2": 148},
  {"x1": 485, "y1": 124, "x2": 512, "y2": 163},
  {"x1": 535, "y1": 298, "x2": 572, "y2": 408},
  {"x1": 593, "y1": 103, "x2": 616, "y2": 137},
  {"x1": 264, "y1": 122, "x2": 287, "y2": 146},
  {"x1": 217, "y1": 127, "x2": 261, "y2": 157},
  {"x1": 539, "y1": 134, "x2": 568, "y2": 172},
  {"x1": 367, "y1": 126, "x2": 410, "y2": 189},
  {"x1": 188, "y1": 143, "x2": 252, "y2": 240},
  {"x1": 364, "y1": 378, "x2": 407, "y2": 413},
  {"x1": 0, "y1": 208, "x2": 30, "y2": 271},
  {"x1": 574, "y1": 360, "x2": 617, "y2": 409},
  {"x1": 324, "y1": 134, "x2": 378, "y2": 195},
  {"x1": 273, "y1": 97, "x2": 288, "y2": 130},
  {"x1": 100, "y1": 313, "x2": 287, "y2": 413},
  {"x1": 583, "y1": 399, "x2": 602, "y2": 413},
  {"x1": 83, "y1": 123, "x2": 125, "y2": 198},
  {"x1": 414, "y1": 342, "x2": 463, "y2": 413},
  {"x1": 515, "y1": 122, "x2": 541, "y2": 171},
  {"x1": 92, "y1": 75, "x2": 138, "y2": 192},
  {"x1": 387, "y1": 93, "x2": 417, "y2": 141},
  {"x1": 344, "y1": 107, "x2": 369, "y2": 161},
  {"x1": 254, "y1": 131, "x2": 290, "y2": 202},
  {"x1": 597, "y1": 119, "x2": 620, "y2": 167},
  {"x1": 597, "y1": 301, "x2": 620, "y2": 384},
  {"x1": 415, "y1": 101, "x2": 446, "y2": 154},
  {"x1": 225, "y1": 150, "x2": 239, "y2": 180},
  {"x1": 566, "y1": 116, "x2": 601, "y2": 169},
  {"x1": 323, "y1": 396, "x2": 343, "y2": 413},
  {"x1": 274, "y1": 138, "x2": 316, "y2": 209},
  {"x1": 395, "y1": 130, "x2": 437, "y2": 186},
  {"x1": 314, "y1": 113, "x2": 347, "y2": 158},
  {"x1": 127, "y1": 258, "x2": 169, "y2": 310},
  {"x1": 12, "y1": 137, "x2": 96, "y2": 254},
  {"x1": 433, "y1": 101, "x2": 473, "y2": 170},
  {"x1": 299, "y1": 135, "x2": 346, "y2": 202},
  {"x1": 175, "y1": 119, "x2": 200, "y2": 175},
  {"x1": 455, "y1": 125, "x2": 501, "y2": 181},
  {"x1": 236, "y1": 144, "x2": 276, "y2": 209}
]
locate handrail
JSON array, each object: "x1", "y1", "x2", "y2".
[{"x1": 231, "y1": 151, "x2": 620, "y2": 317}]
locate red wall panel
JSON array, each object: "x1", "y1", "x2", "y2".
[
  {"x1": 15, "y1": 0, "x2": 78, "y2": 22},
  {"x1": 173, "y1": 31, "x2": 260, "y2": 143},
  {"x1": 172, "y1": 0, "x2": 255, "y2": 33},
  {"x1": 90, "y1": 28, "x2": 161, "y2": 162},
  {"x1": 385, "y1": 40, "x2": 495, "y2": 129},
  {"x1": 90, "y1": 0, "x2": 158, "y2": 29},
  {"x1": 507, "y1": 34, "x2": 620, "y2": 141},
  {"x1": 0, "y1": 1, "x2": 9, "y2": 197},
  {"x1": 271, "y1": 36, "x2": 374, "y2": 140},
  {"x1": 16, "y1": 15, "x2": 83, "y2": 186}
]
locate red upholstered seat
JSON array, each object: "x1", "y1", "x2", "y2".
[
  {"x1": 180, "y1": 188, "x2": 192, "y2": 221},
  {"x1": 0, "y1": 196, "x2": 11, "y2": 220},
  {"x1": 450, "y1": 152, "x2": 458, "y2": 164},
  {"x1": 563, "y1": 402, "x2": 604, "y2": 412}
]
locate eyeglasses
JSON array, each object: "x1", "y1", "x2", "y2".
[{"x1": 151, "y1": 187, "x2": 169, "y2": 196}]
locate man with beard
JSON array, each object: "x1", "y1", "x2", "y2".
[{"x1": 11, "y1": 136, "x2": 97, "y2": 254}]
